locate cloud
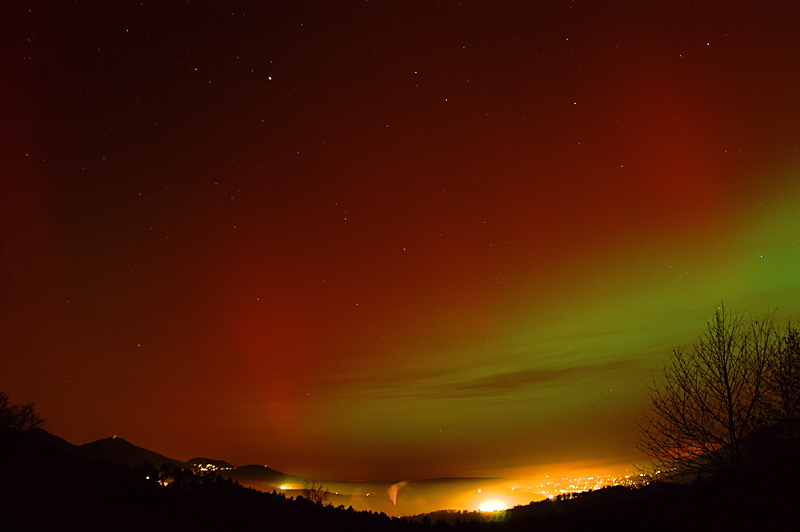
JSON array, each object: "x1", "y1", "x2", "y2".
[
  {"x1": 319, "y1": 357, "x2": 635, "y2": 401},
  {"x1": 438, "y1": 360, "x2": 631, "y2": 398}
]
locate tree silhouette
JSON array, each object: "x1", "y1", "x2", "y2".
[
  {"x1": 302, "y1": 479, "x2": 330, "y2": 505},
  {"x1": 0, "y1": 389, "x2": 45, "y2": 431},
  {"x1": 764, "y1": 321, "x2": 800, "y2": 439},
  {"x1": 638, "y1": 303, "x2": 777, "y2": 479}
]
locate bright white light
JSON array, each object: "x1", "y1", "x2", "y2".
[
  {"x1": 280, "y1": 485, "x2": 292, "y2": 490},
  {"x1": 479, "y1": 500, "x2": 508, "y2": 512}
]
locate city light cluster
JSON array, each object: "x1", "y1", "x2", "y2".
[{"x1": 531, "y1": 472, "x2": 650, "y2": 499}]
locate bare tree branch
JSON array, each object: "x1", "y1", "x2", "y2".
[
  {"x1": 302, "y1": 479, "x2": 329, "y2": 506},
  {"x1": 0, "y1": 389, "x2": 45, "y2": 432},
  {"x1": 638, "y1": 303, "x2": 778, "y2": 480}
]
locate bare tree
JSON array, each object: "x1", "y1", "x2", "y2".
[
  {"x1": 638, "y1": 304, "x2": 777, "y2": 479},
  {"x1": 302, "y1": 479, "x2": 329, "y2": 505},
  {"x1": 764, "y1": 321, "x2": 800, "y2": 439},
  {"x1": 0, "y1": 389, "x2": 45, "y2": 431}
]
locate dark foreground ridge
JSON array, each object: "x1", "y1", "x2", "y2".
[
  {"x1": 0, "y1": 425, "x2": 413, "y2": 532},
  {"x1": 1, "y1": 425, "x2": 799, "y2": 531}
]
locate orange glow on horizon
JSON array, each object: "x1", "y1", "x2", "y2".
[{"x1": 478, "y1": 500, "x2": 509, "y2": 512}]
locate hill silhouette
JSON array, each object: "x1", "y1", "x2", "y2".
[
  {"x1": 0, "y1": 425, "x2": 415, "y2": 531},
  {"x1": 79, "y1": 436, "x2": 185, "y2": 468},
  {"x1": 22, "y1": 429, "x2": 319, "y2": 502},
  {"x1": 26, "y1": 428, "x2": 186, "y2": 468},
  {"x1": 222, "y1": 463, "x2": 303, "y2": 492},
  {"x1": 3, "y1": 424, "x2": 800, "y2": 531},
  {"x1": 226, "y1": 463, "x2": 285, "y2": 481},
  {"x1": 28, "y1": 426, "x2": 78, "y2": 453}
]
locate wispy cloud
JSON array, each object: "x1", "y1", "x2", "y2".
[
  {"x1": 319, "y1": 357, "x2": 634, "y2": 401},
  {"x1": 438, "y1": 360, "x2": 631, "y2": 398}
]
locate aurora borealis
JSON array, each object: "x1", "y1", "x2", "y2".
[{"x1": 2, "y1": 1, "x2": 800, "y2": 483}]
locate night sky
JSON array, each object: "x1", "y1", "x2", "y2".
[{"x1": 3, "y1": 1, "x2": 800, "y2": 482}]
